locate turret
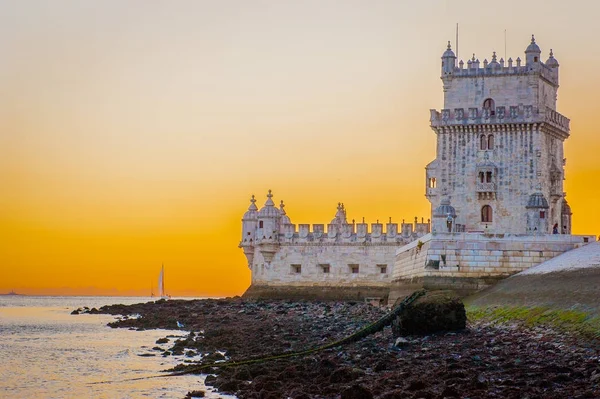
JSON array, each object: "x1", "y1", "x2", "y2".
[
  {"x1": 256, "y1": 190, "x2": 281, "y2": 263},
  {"x1": 525, "y1": 34, "x2": 541, "y2": 69},
  {"x1": 239, "y1": 195, "x2": 258, "y2": 267},
  {"x1": 441, "y1": 41, "x2": 456, "y2": 76},
  {"x1": 546, "y1": 49, "x2": 559, "y2": 82},
  {"x1": 526, "y1": 193, "x2": 550, "y2": 234},
  {"x1": 278, "y1": 200, "x2": 293, "y2": 234},
  {"x1": 432, "y1": 198, "x2": 456, "y2": 233}
]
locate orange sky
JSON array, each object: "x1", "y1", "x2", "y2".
[{"x1": 1, "y1": 1, "x2": 599, "y2": 296}]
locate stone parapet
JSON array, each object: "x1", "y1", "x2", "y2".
[
  {"x1": 430, "y1": 106, "x2": 570, "y2": 133},
  {"x1": 391, "y1": 233, "x2": 596, "y2": 300}
]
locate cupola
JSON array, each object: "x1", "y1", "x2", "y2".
[
  {"x1": 525, "y1": 34, "x2": 541, "y2": 67},
  {"x1": 546, "y1": 49, "x2": 559, "y2": 68},
  {"x1": 441, "y1": 41, "x2": 456, "y2": 75}
]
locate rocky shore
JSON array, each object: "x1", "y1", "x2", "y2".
[{"x1": 97, "y1": 297, "x2": 600, "y2": 399}]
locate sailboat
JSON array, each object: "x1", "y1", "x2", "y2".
[{"x1": 158, "y1": 264, "x2": 171, "y2": 300}]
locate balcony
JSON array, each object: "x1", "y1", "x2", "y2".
[
  {"x1": 476, "y1": 182, "x2": 496, "y2": 200},
  {"x1": 476, "y1": 182, "x2": 496, "y2": 192}
]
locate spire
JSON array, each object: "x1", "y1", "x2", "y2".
[
  {"x1": 248, "y1": 194, "x2": 258, "y2": 211},
  {"x1": 265, "y1": 189, "x2": 274, "y2": 206},
  {"x1": 492, "y1": 51, "x2": 497, "y2": 62},
  {"x1": 279, "y1": 200, "x2": 286, "y2": 215}
]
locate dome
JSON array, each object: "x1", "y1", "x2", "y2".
[
  {"x1": 257, "y1": 190, "x2": 280, "y2": 218},
  {"x1": 442, "y1": 41, "x2": 456, "y2": 58},
  {"x1": 488, "y1": 52, "x2": 501, "y2": 68},
  {"x1": 279, "y1": 200, "x2": 292, "y2": 225},
  {"x1": 243, "y1": 195, "x2": 258, "y2": 220},
  {"x1": 561, "y1": 199, "x2": 572, "y2": 215},
  {"x1": 525, "y1": 35, "x2": 541, "y2": 54},
  {"x1": 433, "y1": 198, "x2": 456, "y2": 217},
  {"x1": 546, "y1": 49, "x2": 559, "y2": 67},
  {"x1": 526, "y1": 193, "x2": 549, "y2": 209}
]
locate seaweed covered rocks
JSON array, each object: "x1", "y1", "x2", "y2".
[{"x1": 392, "y1": 290, "x2": 466, "y2": 336}]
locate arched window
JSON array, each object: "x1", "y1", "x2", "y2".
[
  {"x1": 479, "y1": 172, "x2": 485, "y2": 183},
  {"x1": 480, "y1": 134, "x2": 487, "y2": 150},
  {"x1": 259, "y1": 221, "x2": 264, "y2": 228},
  {"x1": 483, "y1": 98, "x2": 495, "y2": 116},
  {"x1": 488, "y1": 134, "x2": 494, "y2": 149},
  {"x1": 486, "y1": 171, "x2": 492, "y2": 183},
  {"x1": 428, "y1": 177, "x2": 436, "y2": 188},
  {"x1": 481, "y1": 205, "x2": 493, "y2": 223}
]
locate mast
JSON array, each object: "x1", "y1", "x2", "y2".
[{"x1": 161, "y1": 263, "x2": 165, "y2": 297}]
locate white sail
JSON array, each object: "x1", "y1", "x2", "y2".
[
  {"x1": 158, "y1": 264, "x2": 169, "y2": 299},
  {"x1": 158, "y1": 266, "x2": 165, "y2": 296}
]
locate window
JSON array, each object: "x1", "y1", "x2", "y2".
[
  {"x1": 428, "y1": 177, "x2": 437, "y2": 188},
  {"x1": 247, "y1": 232, "x2": 251, "y2": 236},
  {"x1": 481, "y1": 205, "x2": 493, "y2": 223},
  {"x1": 259, "y1": 221, "x2": 264, "y2": 228},
  {"x1": 291, "y1": 264, "x2": 301, "y2": 274},
  {"x1": 488, "y1": 135, "x2": 494, "y2": 149},
  {"x1": 486, "y1": 171, "x2": 492, "y2": 183},
  {"x1": 349, "y1": 264, "x2": 359, "y2": 274},
  {"x1": 480, "y1": 134, "x2": 487, "y2": 150},
  {"x1": 534, "y1": 56, "x2": 538, "y2": 62},
  {"x1": 378, "y1": 264, "x2": 387, "y2": 274},
  {"x1": 483, "y1": 98, "x2": 495, "y2": 116},
  {"x1": 479, "y1": 172, "x2": 485, "y2": 183},
  {"x1": 539, "y1": 211, "x2": 545, "y2": 219},
  {"x1": 319, "y1": 264, "x2": 330, "y2": 274}
]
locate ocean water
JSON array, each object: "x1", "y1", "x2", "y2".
[{"x1": 0, "y1": 296, "x2": 235, "y2": 399}]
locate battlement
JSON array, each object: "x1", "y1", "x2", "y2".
[
  {"x1": 276, "y1": 217, "x2": 431, "y2": 244},
  {"x1": 446, "y1": 57, "x2": 558, "y2": 86},
  {"x1": 430, "y1": 105, "x2": 570, "y2": 134}
]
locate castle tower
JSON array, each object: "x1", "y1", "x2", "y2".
[
  {"x1": 427, "y1": 36, "x2": 571, "y2": 234},
  {"x1": 256, "y1": 190, "x2": 281, "y2": 263},
  {"x1": 239, "y1": 195, "x2": 258, "y2": 267}
]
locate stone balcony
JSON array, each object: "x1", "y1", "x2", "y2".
[
  {"x1": 430, "y1": 106, "x2": 570, "y2": 135},
  {"x1": 476, "y1": 182, "x2": 496, "y2": 200},
  {"x1": 476, "y1": 182, "x2": 496, "y2": 192}
]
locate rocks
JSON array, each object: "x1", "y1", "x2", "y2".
[
  {"x1": 392, "y1": 290, "x2": 466, "y2": 336},
  {"x1": 340, "y1": 384, "x2": 373, "y2": 399},
  {"x1": 98, "y1": 296, "x2": 600, "y2": 399},
  {"x1": 184, "y1": 389, "x2": 205, "y2": 398}
]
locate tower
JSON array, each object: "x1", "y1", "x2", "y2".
[
  {"x1": 426, "y1": 36, "x2": 571, "y2": 234},
  {"x1": 239, "y1": 195, "x2": 258, "y2": 267}
]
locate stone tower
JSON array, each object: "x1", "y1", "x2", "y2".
[{"x1": 426, "y1": 36, "x2": 572, "y2": 235}]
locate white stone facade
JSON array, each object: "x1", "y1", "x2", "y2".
[
  {"x1": 427, "y1": 37, "x2": 572, "y2": 235},
  {"x1": 239, "y1": 192, "x2": 429, "y2": 289}
]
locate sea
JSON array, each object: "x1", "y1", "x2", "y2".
[{"x1": 0, "y1": 295, "x2": 236, "y2": 399}]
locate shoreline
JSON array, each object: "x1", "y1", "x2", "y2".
[{"x1": 97, "y1": 297, "x2": 600, "y2": 399}]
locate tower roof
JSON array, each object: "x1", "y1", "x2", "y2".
[
  {"x1": 546, "y1": 49, "x2": 559, "y2": 67},
  {"x1": 525, "y1": 34, "x2": 541, "y2": 54},
  {"x1": 526, "y1": 193, "x2": 549, "y2": 209},
  {"x1": 258, "y1": 190, "x2": 280, "y2": 218},
  {"x1": 243, "y1": 195, "x2": 258, "y2": 220},
  {"x1": 279, "y1": 200, "x2": 292, "y2": 225},
  {"x1": 442, "y1": 41, "x2": 456, "y2": 58},
  {"x1": 433, "y1": 198, "x2": 456, "y2": 217}
]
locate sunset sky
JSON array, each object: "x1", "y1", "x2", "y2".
[{"x1": 1, "y1": 1, "x2": 599, "y2": 296}]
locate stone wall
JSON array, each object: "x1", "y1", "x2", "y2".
[
  {"x1": 250, "y1": 243, "x2": 397, "y2": 287},
  {"x1": 390, "y1": 232, "x2": 596, "y2": 303}
]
